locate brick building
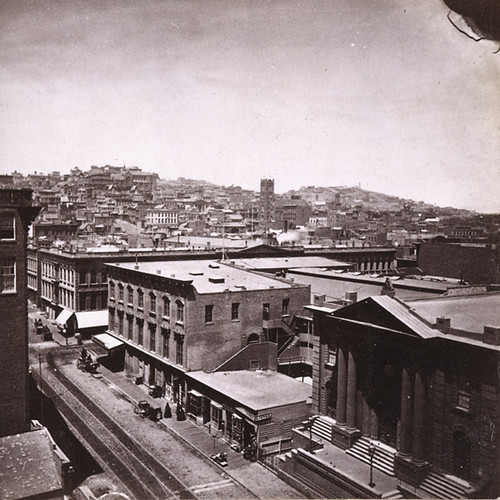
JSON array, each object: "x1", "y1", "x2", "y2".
[
  {"x1": 417, "y1": 239, "x2": 500, "y2": 284},
  {"x1": 0, "y1": 189, "x2": 40, "y2": 437},
  {"x1": 280, "y1": 292, "x2": 500, "y2": 498},
  {"x1": 104, "y1": 259, "x2": 310, "y2": 403}
]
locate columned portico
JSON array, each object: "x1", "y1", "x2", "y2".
[
  {"x1": 331, "y1": 344, "x2": 361, "y2": 448},
  {"x1": 346, "y1": 350, "x2": 357, "y2": 430},
  {"x1": 395, "y1": 367, "x2": 431, "y2": 485},
  {"x1": 399, "y1": 366, "x2": 413, "y2": 458},
  {"x1": 336, "y1": 344, "x2": 347, "y2": 426}
]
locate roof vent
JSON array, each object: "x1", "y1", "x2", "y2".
[
  {"x1": 156, "y1": 269, "x2": 161, "y2": 275},
  {"x1": 209, "y1": 263, "x2": 220, "y2": 269},
  {"x1": 209, "y1": 276, "x2": 225, "y2": 284},
  {"x1": 189, "y1": 270, "x2": 203, "y2": 276},
  {"x1": 235, "y1": 285, "x2": 247, "y2": 289},
  {"x1": 436, "y1": 317, "x2": 451, "y2": 333}
]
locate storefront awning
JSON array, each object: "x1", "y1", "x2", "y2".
[
  {"x1": 55, "y1": 309, "x2": 74, "y2": 326},
  {"x1": 92, "y1": 333, "x2": 124, "y2": 352},
  {"x1": 75, "y1": 310, "x2": 108, "y2": 330}
]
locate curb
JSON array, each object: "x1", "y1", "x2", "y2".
[{"x1": 99, "y1": 373, "x2": 259, "y2": 499}]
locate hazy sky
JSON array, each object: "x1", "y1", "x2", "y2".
[{"x1": 1, "y1": 0, "x2": 499, "y2": 212}]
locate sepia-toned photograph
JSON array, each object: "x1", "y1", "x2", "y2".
[{"x1": 1, "y1": 0, "x2": 499, "y2": 498}]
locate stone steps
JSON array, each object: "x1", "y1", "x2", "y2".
[
  {"x1": 310, "y1": 416, "x2": 335, "y2": 442},
  {"x1": 346, "y1": 436, "x2": 396, "y2": 476},
  {"x1": 418, "y1": 472, "x2": 472, "y2": 499}
]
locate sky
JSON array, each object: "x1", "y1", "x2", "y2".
[{"x1": 1, "y1": 0, "x2": 499, "y2": 212}]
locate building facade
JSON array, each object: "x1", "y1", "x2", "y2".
[
  {"x1": 287, "y1": 293, "x2": 500, "y2": 498},
  {"x1": 105, "y1": 259, "x2": 310, "y2": 403},
  {"x1": 0, "y1": 189, "x2": 40, "y2": 437}
]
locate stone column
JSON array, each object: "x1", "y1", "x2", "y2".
[
  {"x1": 412, "y1": 371, "x2": 426, "y2": 463},
  {"x1": 399, "y1": 366, "x2": 413, "y2": 457},
  {"x1": 346, "y1": 349, "x2": 357, "y2": 430},
  {"x1": 336, "y1": 345, "x2": 347, "y2": 426}
]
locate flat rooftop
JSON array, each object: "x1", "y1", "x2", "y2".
[
  {"x1": 288, "y1": 271, "x2": 452, "y2": 302},
  {"x1": 0, "y1": 429, "x2": 62, "y2": 499},
  {"x1": 230, "y1": 256, "x2": 353, "y2": 271},
  {"x1": 407, "y1": 293, "x2": 500, "y2": 334},
  {"x1": 290, "y1": 268, "x2": 462, "y2": 292},
  {"x1": 108, "y1": 259, "x2": 308, "y2": 294},
  {"x1": 187, "y1": 370, "x2": 311, "y2": 411}
]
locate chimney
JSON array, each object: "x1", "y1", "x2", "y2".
[
  {"x1": 483, "y1": 326, "x2": 500, "y2": 346},
  {"x1": 436, "y1": 317, "x2": 451, "y2": 333},
  {"x1": 381, "y1": 278, "x2": 395, "y2": 298},
  {"x1": 314, "y1": 294, "x2": 325, "y2": 307},
  {"x1": 345, "y1": 291, "x2": 358, "y2": 304}
]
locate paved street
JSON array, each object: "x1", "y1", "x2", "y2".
[{"x1": 31, "y1": 335, "x2": 303, "y2": 499}]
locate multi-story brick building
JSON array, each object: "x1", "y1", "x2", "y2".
[
  {"x1": 281, "y1": 292, "x2": 500, "y2": 499},
  {"x1": 0, "y1": 189, "x2": 40, "y2": 437},
  {"x1": 104, "y1": 259, "x2": 310, "y2": 403}
]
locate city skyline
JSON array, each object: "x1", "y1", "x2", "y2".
[{"x1": 1, "y1": 0, "x2": 499, "y2": 213}]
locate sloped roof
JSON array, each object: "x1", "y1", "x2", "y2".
[
  {"x1": 0, "y1": 429, "x2": 62, "y2": 499},
  {"x1": 333, "y1": 295, "x2": 439, "y2": 339},
  {"x1": 55, "y1": 308, "x2": 74, "y2": 326},
  {"x1": 75, "y1": 310, "x2": 108, "y2": 330}
]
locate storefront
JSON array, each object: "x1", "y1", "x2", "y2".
[{"x1": 185, "y1": 370, "x2": 311, "y2": 455}]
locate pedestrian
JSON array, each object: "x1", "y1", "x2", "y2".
[{"x1": 164, "y1": 402, "x2": 172, "y2": 418}]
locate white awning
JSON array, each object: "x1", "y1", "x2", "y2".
[
  {"x1": 188, "y1": 389, "x2": 203, "y2": 398},
  {"x1": 75, "y1": 310, "x2": 108, "y2": 330},
  {"x1": 55, "y1": 309, "x2": 74, "y2": 326},
  {"x1": 92, "y1": 333, "x2": 124, "y2": 351}
]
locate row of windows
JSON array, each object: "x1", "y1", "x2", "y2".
[
  {"x1": 111, "y1": 311, "x2": 184, "y2": 365},
  {"x1": 80, "y1": 271, "x2": 106, "y2": 285},
  {"x1": 204, "y1": 302, "x2": 240, "y2": 323},
  {"x1": 203, "y1": 299, "x2": 290, "y2": 324},
  {"x1": 111, "y1": 283, "x2": 184, "y2": 323}
]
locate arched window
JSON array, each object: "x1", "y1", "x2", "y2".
[
  {"x1": 149, "y1": 292, "x2": 156, "y2": 315},
  {"x1": 163, "y1": 296, "x2": 170, "y2": 318},
  {"x1": 247, "y1": 333, "x2": 260, "y2": 344},
  {"x1": 176, "y1": 300, "x2": 184, "y2": 323}
]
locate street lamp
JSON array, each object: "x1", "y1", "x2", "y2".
[
  {"x1": 302, "y1": 415, "x2": 319, "y2": 452},
  {"x1": 368, "y1": 442, "x2": 376, "y2": 488}
]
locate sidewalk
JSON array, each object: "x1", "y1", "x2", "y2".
[{"x1": 95, "y1": 361, "x2": 304, "y2": 499}]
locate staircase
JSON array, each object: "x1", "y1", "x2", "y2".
[
  {"x1": 346, "y1": 436, "x2": 396, "y2": 476},
  {"x1": 310, "y1": 416, "x2": 336, "y2": 443},
  {"x1": 418, "y1": 472, "x2": 473, "y2": 499}
]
